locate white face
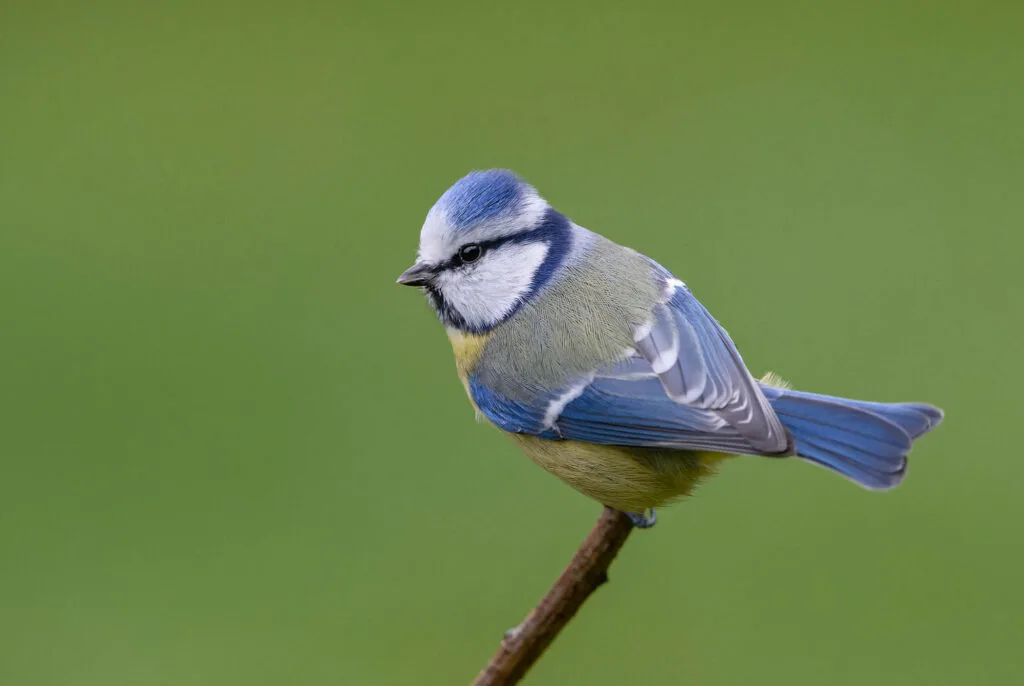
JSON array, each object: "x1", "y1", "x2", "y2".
[
  {"x1": 415, "y1": 192, "x2": 552, "y2": 332},
  {"x1": 432, "y1": 240, "x2": 550, "y2": 331}
]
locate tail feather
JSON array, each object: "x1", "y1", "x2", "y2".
[
  {"x1": 809, "y1": 396, "x2": 942, "y2": 439},
  {"x1": 760, "y1": 384, "x2": 943, "y2": 491},
  {"x1": 777, "y1": 414, "x2": 908, "y2": 473},
  {"x1": 797, "y1": 437, "x2": 908, "y2": 490}
]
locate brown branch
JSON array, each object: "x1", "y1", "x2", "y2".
[{"x1": 471, "y1": 506, "x2": 636, "y2": 685}]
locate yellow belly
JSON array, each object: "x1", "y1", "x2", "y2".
[
  {"x1": 510, "y1": 434, "x2": 729, "y2": 512},
  {"x1": 446, "y1": 329, "x2": 727, "y2": 511}
]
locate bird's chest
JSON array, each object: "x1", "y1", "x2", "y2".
[
  {"x1": 467, "y1": 300, "x2": 638, "y2": 405},
  {"x1": 447, "y1": 329, "x2": 491, "y2": 395}
]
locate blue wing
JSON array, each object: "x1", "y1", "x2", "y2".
[
  {"x1": 632, "y1": 277, "x2": 791, "y2": 453},
  {"x1": 469, "y1": 277, "x2": 793, "y2": 456}
]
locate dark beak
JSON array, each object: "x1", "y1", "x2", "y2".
[{"x1": 396, "y1": 262, "x2": 434, "y2": 287}]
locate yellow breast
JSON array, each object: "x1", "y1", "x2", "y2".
[
  {"x1": 447, "y1": 329, "x2": 491, "y2": 384},
  {"x1": 446, "y1": 327, "x2": 731, "y2": 511}
]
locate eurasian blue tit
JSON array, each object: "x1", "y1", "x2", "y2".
[{"x1": 397, "y1": 170, "x2": 943, "y2": 527}]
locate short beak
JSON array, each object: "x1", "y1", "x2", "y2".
[{"x1": 396, "y1": 262, "x2": 434, "y2": 287}]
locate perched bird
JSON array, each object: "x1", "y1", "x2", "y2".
[{"x1": 397, "y1": 170, "x2": 943, "y2": 527}]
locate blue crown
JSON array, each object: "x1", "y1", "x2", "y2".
[{"x1": 436, "y1": 169, "x2": 529, "y2": 231}]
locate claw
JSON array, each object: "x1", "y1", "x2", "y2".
[{"x1": 625, "y1": 508, "x2": 657, "y2": 529}]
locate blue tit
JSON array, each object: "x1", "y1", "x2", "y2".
[{"x1": 397, "y1": 169, "x2": 943, "y2": 528}]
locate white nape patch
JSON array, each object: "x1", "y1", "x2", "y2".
[
  {"x1": 416, "y1": 190, "x2": 550, "y2": 265},
  {"x1": 483, "y1": 191, "x2": 548, "y2": 238},
  {"x1": 434, "y1": 240, "x2": 549, "y2": 330},
  {"x1": 543, "y1": 377, "x2": 593, "y2": 430}
]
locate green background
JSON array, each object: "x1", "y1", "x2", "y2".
[{"x1": 2, "y1": 1, "x2": 1021, "y2": 684}]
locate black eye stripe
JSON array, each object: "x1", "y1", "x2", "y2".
[
  {"x1": 442, "y1": 232, "x2": 537, "y2": 270},
  {"x1": 458, "y1": 243, "x2": 483, "y2": 263}
]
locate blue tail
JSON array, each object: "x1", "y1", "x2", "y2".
[{"x1": 759, "y1": 385, "x2": 944, "y2": 490}]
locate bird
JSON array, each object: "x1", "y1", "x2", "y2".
[{"x1": 397, "y1": 169, "x2": 943, "y2": 528}]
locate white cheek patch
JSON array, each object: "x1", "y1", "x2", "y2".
[{"x1": 435, "y1": 241, "x2": 549, "y2": 330}]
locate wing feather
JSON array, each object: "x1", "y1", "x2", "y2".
[
  {"x1": 631, "y1": 279, "x2": 791, "y2": 453},
  {"x1": 468, "y1": 268, "x2": 793, "y2": 456}
]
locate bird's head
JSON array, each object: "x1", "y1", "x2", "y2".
[{"x1": 397, "y1": 170, "x2": 573, "y2": 333}]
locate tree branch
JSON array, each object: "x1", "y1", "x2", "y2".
[{"x1": 471, "y1": 506, "x2": 636, "y2": 685}]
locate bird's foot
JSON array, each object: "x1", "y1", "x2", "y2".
[{"x1": 625, "y1": 508, "x2": 657, "y2": 529}]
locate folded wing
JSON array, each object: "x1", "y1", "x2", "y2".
[{"x1": 469, "y1": 274, "x2": 794, "y2": 457}]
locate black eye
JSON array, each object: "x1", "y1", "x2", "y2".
[{"x1": 458, "y1": 244, "x2": 484, "y2": 263}]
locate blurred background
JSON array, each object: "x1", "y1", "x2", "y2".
[{"x1": 2, "y1": 1, "x2": 1021, "y2": 684}]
